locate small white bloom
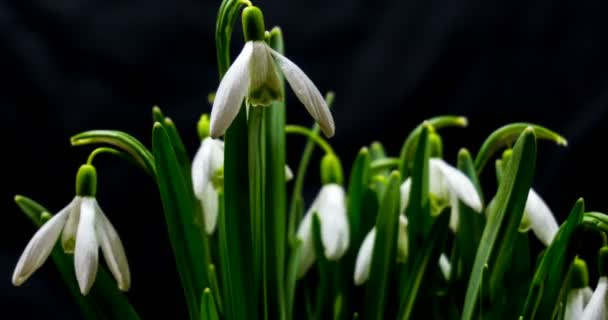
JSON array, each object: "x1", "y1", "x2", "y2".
[
  {"x1": 210, "y1": 40, "x2": 334, "y2": 138},
  {"x1": 12, "y1": 197, "x2": 130, "y2": 295},
  {"x1": 296, "y1": 184, "x2": 349, "y2": 278},
  {"x1": 519, "y1": 189, "x2": 559, "y2": 246},
  {"x1": 354, "y1": 215, "x2": 408, "y2": 286},
  {"x1": 565, "y1": 286, "x2": 593, "y2": 320},
  {"x1": 400, "y1": 158, "x2": 483, "y2": 232},
  {"x1": 581, "y1": 276, "x2": 608, "y2": 319},
  {"x1": 439, "y1": 253, "x2": 452, "y2": 281},
  {"x1": 285, "y1": 165, "x2": 294, "y2": 182},
  {"x1": 192, "y1": 137, "x2": 225, "y2": 235}
]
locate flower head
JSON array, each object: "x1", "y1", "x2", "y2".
[
  {"x1": 581, "y1": 277, "x2": 608, "y2": 319},
  {"x1": 210, "y1": 6, "x2": 334, "y2": 138},
  {"x1": 192, "y1": 137, "x2": 225, "y2": 235},
  {"x1": 400, "y1": 158, "x2": 483, "y2": 232},
  {"x1": 12, "y1": 165, "x2": 130, "y2": 295},
  {"x1": 296, "y1": 184, "x2": 349, "y2": 278},
  {"x1": 518, "y1": 188, "x2": 559, "y2": 246}
]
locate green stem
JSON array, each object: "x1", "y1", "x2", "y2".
[
  {"x1": 285, "y1": 125, "x2": 336, "y2": 156},
  {"x1": 370, "y1": 158, "x2": 400, "y2": 173},
  {"x1": 87, "y1": 147, "x2": 128, "y2": 165}
]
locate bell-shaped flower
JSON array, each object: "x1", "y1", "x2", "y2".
[
  {"x1": 581, "y1": 276, "x2": 608, "y2": 319},
  {"x1": 192, "y1": 137, "x2": 225, "y2": 235},
  {"x1": 518, "y1": 189, "x2": 559, "y2": 246},
  {"x1": 400, "y1": 158, "x2": 483, "y2": 232},
  {"x1": 209, "y1": 6, "x2": 334, "y2": 138},
  {"x1": 12, "y1": 193, "x2": 130, "y2": 295},
  {"x1": 296, "y1": 184, "x2": 349, "y2": 278},
  {"x1": 354, "y1": 215, "x2": 408, "y2": 286},
  {"x1": 565, "y1": 287, "x2": 594, "y2": 320}
]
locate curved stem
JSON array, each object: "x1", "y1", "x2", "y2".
[
  {"x1": 87, "y1": 147, "x2": 128, "y2": 165},
  {"x1": 285, "y1": 125, "x2": 335, "y2": 156},
  {"x1": 370, "y1": 158, "x2": 400, "y2": 173}
]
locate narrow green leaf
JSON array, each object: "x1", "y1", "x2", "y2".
[
  {"x1": 398, "y1": 116, "x2": 468, "y2": 178},
  {"x1": 200, "y1": 288, "x2": 220, "y2": 320},
  {"x1": 474, "y1": 123, "x2": 566, "y2": 174},
  {"x1": 71, "y1": 130, "x2": 155, "y2": 176},
  {"x1": 405, "y1": 123, "x2": 431, "y2": 248},
  {"x1": 207, "y1": 264, "x2": 223, "y2": 315},
  {"x1": 347, "y1": 147, "x2": 371, "y2": 245},
  {"x1": 285, "y1": 240, "x2": 303, "y2": 320},
  {"x1": 153, "y1": 123, "x2": 208, "y2": 320},
  {"x1": 363, "y1": 171, "x2": 401, "y2": 320},
  {"x1": 398, "y1": 209, "x2": 450, "y2": 319},
  {"x1": 461, "y1": 128, "x2": 537, "y2": 320},
  {"x1": 521, "y1": 198, "x2": 585, "y2": 319},
  {"x1": 14, "y1": 195, "x2": 140, "y2": 320}
]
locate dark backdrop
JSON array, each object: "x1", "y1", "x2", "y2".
[{"x1": 2, "y1": 0, "x2": 608, "y2": 318}]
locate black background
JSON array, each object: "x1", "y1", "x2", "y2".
[{"x1": 2, "y1": 0, "x2": 608, "y2": 318}]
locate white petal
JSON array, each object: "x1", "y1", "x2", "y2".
[
  {"x1": 354, "y1": 228, "x2": 376, "y2": 286},
  {"x1": 193, "y1": 138, "x2": 225, "y2": 198},
  {"x1": 439, "y1": 253, "x2": 452, "y2": 281},
  {"x1": 61, "y1": 197, "x2": 82, "y2": 253},
  {"x1": 270, "y1": 48, "x2": 335, "y2": 137},
  {"x1": 431, "y1": 159, "x2": 482, "y2": 213},
  {"x1": 74, "y1": 198, "x2": 100, "y2": 295},
  {"x1": 583, "y1": 286, "x2": 594, "y2": 305},
  {"x1": 316, "y1": 184, "x2": 349, "y2": 260},
  {"x1": 209, "y1": 42, "x2": 253, "y2": 138},
  {"x1": 202, "y1": 183, "x2": 219, "y2": 235},
  {"x1": 397, "y1": 215, "x2": 409, "y2": 262},
  {"x1": 566, "y1": 287, "x2": 591, "y2": 320},
  {"x1": 400, "y1": 178, "x2": 412, "y2": 214},
  {"x1": 524, "y1": 189, "x2": 559, "y2": 247},
  {"x1": 95, "y1": 202, "x2": 131, "y2": 292},
  {"x1": 12, "y1": 200, "x2": 75, "y2": 286},
  {"x1": 285, "y1": 165, "x2": 294, "y2": 182},
  {"x1": 581, "y1": 277, "x2": 608, "y2": 319},
  {"x1": 295, "y1": 211, "x2": 316, "y2": 278}
]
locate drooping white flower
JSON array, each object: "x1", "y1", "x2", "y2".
[
  {"x1": 519, "y1": 189, "x2": 559, "y2": 246},
  {"x1": 565, "y1": 287, "x2": 594, "y2": 320},
  {"x1": 400, "y1": 158, "x2": 483, "y2": 232},
  {"x1": 296, "y1": 184, "x2": 349, "y2": 278},
  {"x1": 209, "y1": 38, "x2": 334, "y2": 138},
  {"x1": 354, "y1": 215, "x2": 408, "y2": 286},
  {"x1": 192, "y1": 137, "x2": 225, "y2": 235},
  {"x1": 581, "y1": 277, "x2": 608, "y2": 319},
  {"x1": 12, "y1": 197, "x2": 130, "y2": 295}
]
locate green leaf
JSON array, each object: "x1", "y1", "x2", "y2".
[
  {"x1": 152, "y1": 123, "x2": 208, "y2": 320},
  {"x1": 347, "y1": 147, "x2": 371, "y2": 245},
  {"x1": 71, "y1": 130, "x2": 155, "y2": 176},
  {"x1": 200, "y1": 288, "x2": 220, "y2": 320},
  {"x1": 285, "y1": 240, "x2": 303, "y2": 320},
  {"x1": 397, "y1": 209, "x2": 450, "y2": 319},
  {"x1": 461, "y1": 127, "x2": 537, "y2": 320},
  {"x1": 474, "y1": 123, "x2": 566, "y2": 174},
  {"x1": 520, "y1": 198, "x2": 585, "y2": 319},
  {"x1": 14, "y1": 195, "x2": 140, "y2": 320},
  {"x1": 363, "y1": 171, "x2": 401, "y2": 320},
  {"x1": 398, "y1": 116, "x2": 468, "y2": 178},
  {"x1": 405, "y1": 123, "x2": 431, "y2": 248}
]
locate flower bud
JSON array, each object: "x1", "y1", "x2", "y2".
[
  {"x1": 571, "y1": 257, "x2": 590, "y2": 289},
  {"x1": 75, "y1": 164, "x2": 97, "y2": 197},
  {"x1": 429, "y1": 132, "x2": 443, "y2": 158},
  {"x1": 242, "y1": 6, "x2": 265, "y2": 42},
  {"x1": 198, "y1": 114, "x2": 211, "y2": 140},
  {"x1": 321, "y1": 153, "x2": 344, "y2": 185}
]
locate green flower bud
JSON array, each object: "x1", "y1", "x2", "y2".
[
  {"x1": 198, "y1": 114, "x2": 211, "y2": 140},
  {"x1": 75, "y1": 164, "x2": 97, "y2": 197},
  {"x1": 429, "y1": 132, "x2": 443, "y2": 158},
  {"x1": 242, "y1": 6, "x2": 265, "y2": 42},
  {"x1": 570, "y1": 257, "x2": 590, "y2": 289},
  {"x1": 599, "y1": 246, "x2": 608, "y2": 277},
  {"x1": 321, "y1": 153, "x2": 344, "y2": 185}
]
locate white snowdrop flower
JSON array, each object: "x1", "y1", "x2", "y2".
[
  {"x1": 565, "y1": 287, "x2": 594, "y2": 320},
  {"x1": 518, "y1": 189, "x2": 559, "y2": 246},
  {"x1": 400, "y1": 158, "x2": 483, "y2": 232},
  {"x1": 209, "y1": 6, "x2": 334, "y2": 138},
  {"x1": 285, "y1": 165, "x2": 294, "y2": 182},
  {"x1": 581, "y1": 277, "x2": 608, "y2": 319},
  {"x1": 192, "y1": 137, "x2": 225, "y2": 235},
  {"x1": 354, "y1": 215, "x2": 409, "y2": 286},
  {"x1": 296, "y1": 184, "x2": 349, "y2": 278},
  {"x1": 12, "y1": 165, "x2": 130, "y2": 295},
  {"x1": 439, "y1": 253, "x2": 452, "y2": 281}
]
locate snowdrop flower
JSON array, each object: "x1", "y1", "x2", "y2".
[
  {"x1": 518, "y1": 189, "x2": 559, "y2": 246},
  {"x1": 12, "y1": 165, "x2": 130, "y2": 295},
  {"x1": 438, "y1": 253, "x2": 452, "y2": 281},
  {"x1": 581, "y1": 277, "x2": 608, "y2": 319},
  {"x1": 354, "y1": 215, "x2": 408, "y2": 286},
  {"x1": 296, "y1": 184, "x2": 349, "y2": 278},
  {"x1": 400, "y1": 158, "x2": 483, "y2": 232},
  {"x1": 192, "y1": 137, "x2": 225, "y2": 235},
  {"x1": 565, "y1": 258, "x2": 593, "y2": 320},
  {"x1": 209, "y1": 6, "x2": 334, "y2": 138}
]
